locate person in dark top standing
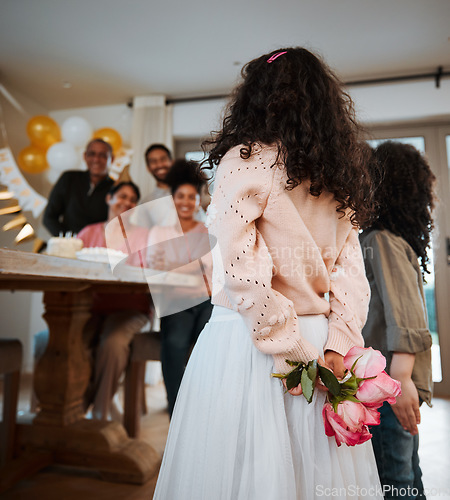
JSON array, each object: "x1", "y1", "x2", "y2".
[{"x1": 43, "y1": 138, "x2": 115, "y2": 235}]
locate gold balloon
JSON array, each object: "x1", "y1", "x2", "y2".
[
  {"x1": 27, "y1": 116, "x2": 61, "y2": 150},
  {"x1": 18, "y1": 145, "x2": 48, "y2": 174},
  {"x1": 93, "y1": 127, "x2": 122, "y2": 154}
]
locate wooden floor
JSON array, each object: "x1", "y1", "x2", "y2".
[{"x1": 1, "y1": 375, "x2": 450, "y2": 499}]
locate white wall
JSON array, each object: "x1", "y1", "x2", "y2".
[
  {"x1": 350, "y1": 79, "x2": 450, "y2": 125},
  {"x1": 172, "y1": 99, "x2": 226, "y2": 140}
]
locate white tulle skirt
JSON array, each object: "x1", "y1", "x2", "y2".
[{"x1": 153, "y1": 306, "x2": 382, "y2": 500}]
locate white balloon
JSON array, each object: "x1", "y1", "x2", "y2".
[
  {"x1": 61, "y1": 116, "x2": 93, "y2": 148},
  {"x1": 46, "y1": 142, "x2": 80, "y2": 171},
  {"x1": 45, "y1": 168, "x2": 62, "y2": 185}
]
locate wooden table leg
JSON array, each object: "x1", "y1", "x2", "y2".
[
  {"x1": 23, "y1": 290, "x2": 161, "y2": 484},
  {"x1": 16, "y1": 420, "x2": 161, "y2": 484},
  {"x1": 34, "y1": 290, "x2": 92, "y2": 426}
]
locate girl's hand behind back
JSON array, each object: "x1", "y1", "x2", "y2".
[
  {"x1": 323, "y1": 350, "x2": 346, "y2": 379},
  {"x1": 283, "y1": 351, "x2": 346, "y2": 396}
]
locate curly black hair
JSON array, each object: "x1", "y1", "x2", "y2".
[
  {"x1": 166, "y1": 159, "x2": 207, "y2": 195},
  {"x1": 370, "y1": 141, "x2": 436, "y2": 275},
  {"x1": 202, "y1": 47, "x2": 375, "y2": 227}
]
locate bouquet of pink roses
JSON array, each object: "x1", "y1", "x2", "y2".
[{"x1": 272, "y1": 346, "x2": 401, "y2": 447}]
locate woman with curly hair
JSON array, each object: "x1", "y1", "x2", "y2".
[
  {"x1": 154, "y1": 47, "x2": 381, "y2": 499},
  {"x1": 146, "y1": 160, "x2": 213, "y2": 417},
  {"x1": 360, "y1": 141, "x2": 436, "y2": 499}
]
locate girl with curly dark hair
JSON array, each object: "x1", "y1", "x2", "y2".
[
  {"x1": 154, "y1": 48, "x2": 381, "y2": 499},
  {"x1": 367, "y1": 141, "x2": 435, "y2": 274},
  {"x1": 360, "y1": 141, "x2": 436, "y2": 498},
  {"x1": 204, "y1": 46, "x2": 375, "y2": 227}
]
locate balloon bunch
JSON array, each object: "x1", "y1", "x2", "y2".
[
  {"x1": 17, "y1": 115, "x2": 123, "y2": 180},
  {"x1": 18, "y1": 116, "x2": 61, "y2": 174}
]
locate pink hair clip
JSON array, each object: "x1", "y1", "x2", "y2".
[{"x1": 267, "y1": 51, "x2": 287, "y2": 63}]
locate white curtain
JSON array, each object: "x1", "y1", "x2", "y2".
[
  {"x1": 129, "y1": 95, "x2": 173, "y2": 199},
  {"x1": 129, "y1": 96, "x2": 172, "y2": 386}
]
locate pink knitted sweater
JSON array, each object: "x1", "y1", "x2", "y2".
[{"x1": 208, "y1": 144, "x2": 370, "y2": 373}]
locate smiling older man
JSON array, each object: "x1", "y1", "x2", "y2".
[{"x1": 43, "y1": 138, "x2": 115, "y2": 236}]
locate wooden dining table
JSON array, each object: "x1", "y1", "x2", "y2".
[{"x1": 0, "y1": 247, "x2": 185, "y2": 486}]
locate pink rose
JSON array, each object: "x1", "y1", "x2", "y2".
[
  {"x1": 335, "y1": 400, "x2": 380, "y2": 431},
  {"x1": 343, "y1": 346, "x2": 386, "y2": 378},
  {"x1": 356, "y1": 371, "x2": 402, "y2": 408},
  {"x1": 322, "y1": 403, "x2": 373, "y2": 447}
]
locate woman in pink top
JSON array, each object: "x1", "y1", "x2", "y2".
[
  {"x1": 78, "y1": 182, "x2": 151, "y2": 420},
  {"x1": 154, "y1": 48, "x2": 381, "y2": 499},
  {"x1": 147, "y1": 160, "x2": 213, "y2": 417}
]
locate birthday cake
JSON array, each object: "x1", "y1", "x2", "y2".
[{"x1": 47, "y1": 236, "x2": 83, "y2": 259}]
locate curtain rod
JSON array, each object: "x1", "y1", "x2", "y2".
[{"x1": 164, "y1": 66, "x2": 449, "y2": 105}]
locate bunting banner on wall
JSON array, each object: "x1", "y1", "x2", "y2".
[{"x1": 0, "y1": 147, "x2": 47, "y2": 217}]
